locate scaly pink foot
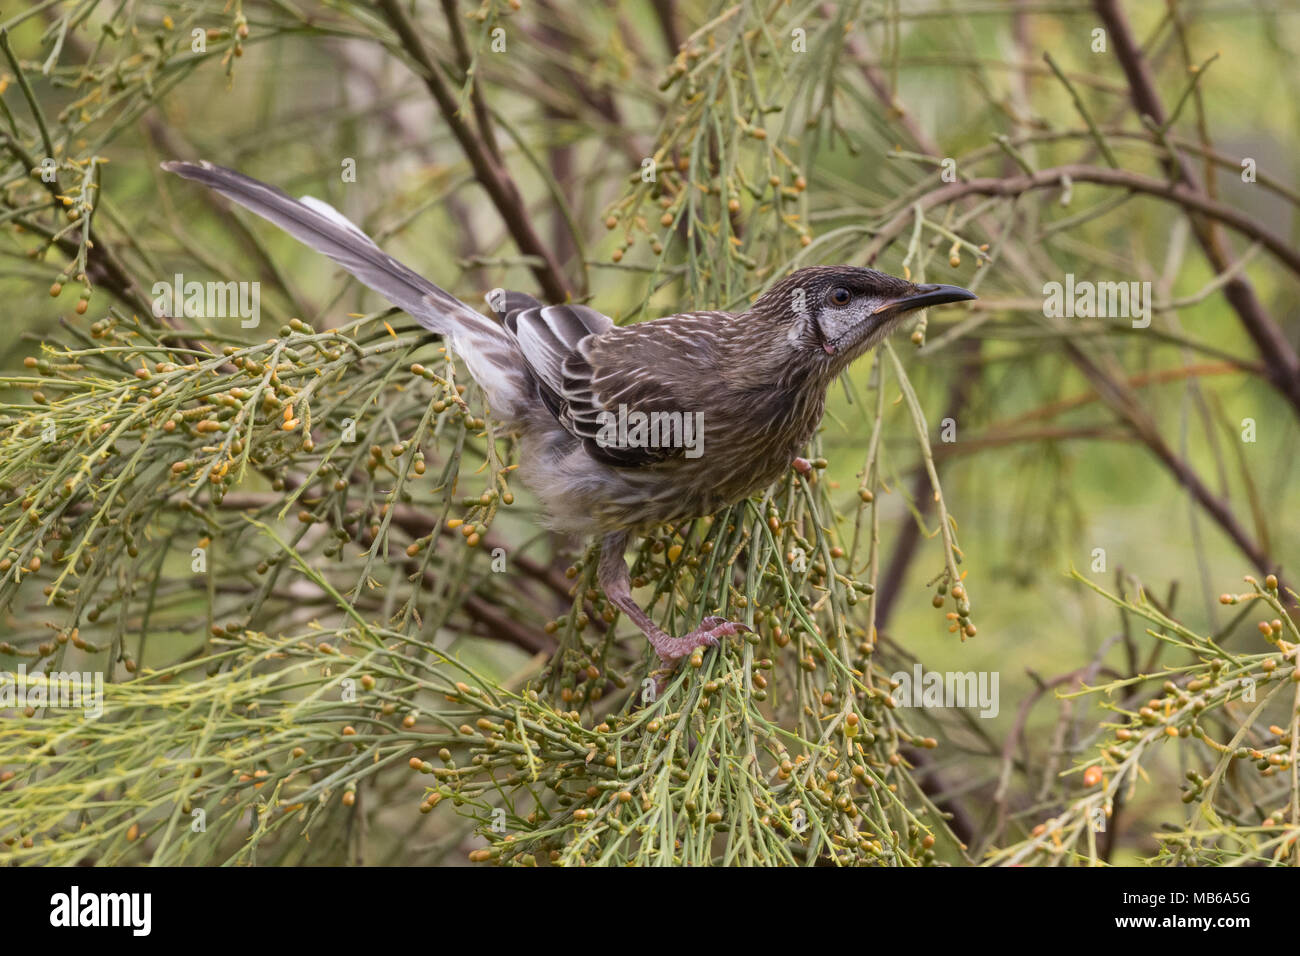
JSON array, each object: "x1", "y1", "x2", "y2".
[
  {"x1": 647, "y1": 617, "x2": 752, "y2": 695},
  {"x1": 648, "y1": 616, "x2": 751, "y2": 664}
]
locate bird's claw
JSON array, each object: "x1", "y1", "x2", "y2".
[
  {"x1": 650, "y1": 616, "x2": 750, "y2": 664},
  {"x1": 699, "y1": 615, "x2": 752, "y2": 635}
]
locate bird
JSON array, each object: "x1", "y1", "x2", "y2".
[{"x1": 162, "y1": 160, "x2": 976, "y2": 675}]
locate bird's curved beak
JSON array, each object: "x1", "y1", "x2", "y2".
[{"x1": 874, "y1": 283, "x2": 977, "y2": 315}]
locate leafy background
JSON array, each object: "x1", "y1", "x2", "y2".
[{"x1": 0, "y1": 0, "x2": 1297, "y2": 865}]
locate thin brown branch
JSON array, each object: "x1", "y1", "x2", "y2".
[
  {"x1": 1094, "y1": 0, "x2": 1300, "y2": 416},
  {"x1": 438, "y1": 0, "x2": 504, "y2": 164},
  {"x1": 1063, "y1": 339, "x2": 1283, "y2": 586},
  {"x1": 375, "y1": 0, "x2": 572, "y2": 303},
  {"x1": 864, "y1": 164, "x2": 1300, "y2": 280},
  {"x1": 649, "y1": 0, "x2": 683, "y2": 56}
]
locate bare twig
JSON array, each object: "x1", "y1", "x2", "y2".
[{"x1": 376, "y1": 0, "x2": 571, "y2": 302}]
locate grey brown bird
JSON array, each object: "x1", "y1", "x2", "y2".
[{"x1": 163, "y1": 161, "x2": 976, "y2": 671}]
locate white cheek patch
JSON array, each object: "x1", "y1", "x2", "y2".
[
  {"x1": 818, "y1": 300, "x2": 885, "y2": 355},
  {"x1": 786, "y1": 286, "x2": 812, "y2": 346}
]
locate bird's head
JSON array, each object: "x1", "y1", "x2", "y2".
[{"x1": 752, "y1": 265, "x2": 976, "y2": 376}]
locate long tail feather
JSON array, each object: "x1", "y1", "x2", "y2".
[{"x1": 162, "y1": 160, "x2": 528, "y2": 416}]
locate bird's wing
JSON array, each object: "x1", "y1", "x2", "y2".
[
  {"x1": 487, "y1": 290, "x2": 544, "y2": 323},
  {"x1": 554, "y1": 314, "x2": 721, "y2": 468},
  {"x1": 504, "y1": 303, "x2": 614, "y2": 424}
]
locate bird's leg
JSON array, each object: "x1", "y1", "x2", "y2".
[
  {"x1": 598, "y1": 531, "x2": 750, "y2": 666},
  {"x1": 792, "y1": 456, "x2": 813, "y2": 476}
]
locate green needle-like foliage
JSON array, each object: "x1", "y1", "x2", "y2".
[{"x1": 1, "y1": 0, "x2": 1297, "y2": 866}]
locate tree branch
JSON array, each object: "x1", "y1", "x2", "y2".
[
  {"x1": 1093, "y1": 0, "x2": 1300, "y2": 415},
  {"x1": 864, "y1": 164, "x2": 1300, "y2": 280},
  {"x1": 375, "y1": 0, "x2": 572, "y2": 303}
]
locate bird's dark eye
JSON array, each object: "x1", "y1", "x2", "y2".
[{"x1": 828, "y1": 287, "x2": 852, "y2": 307}]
